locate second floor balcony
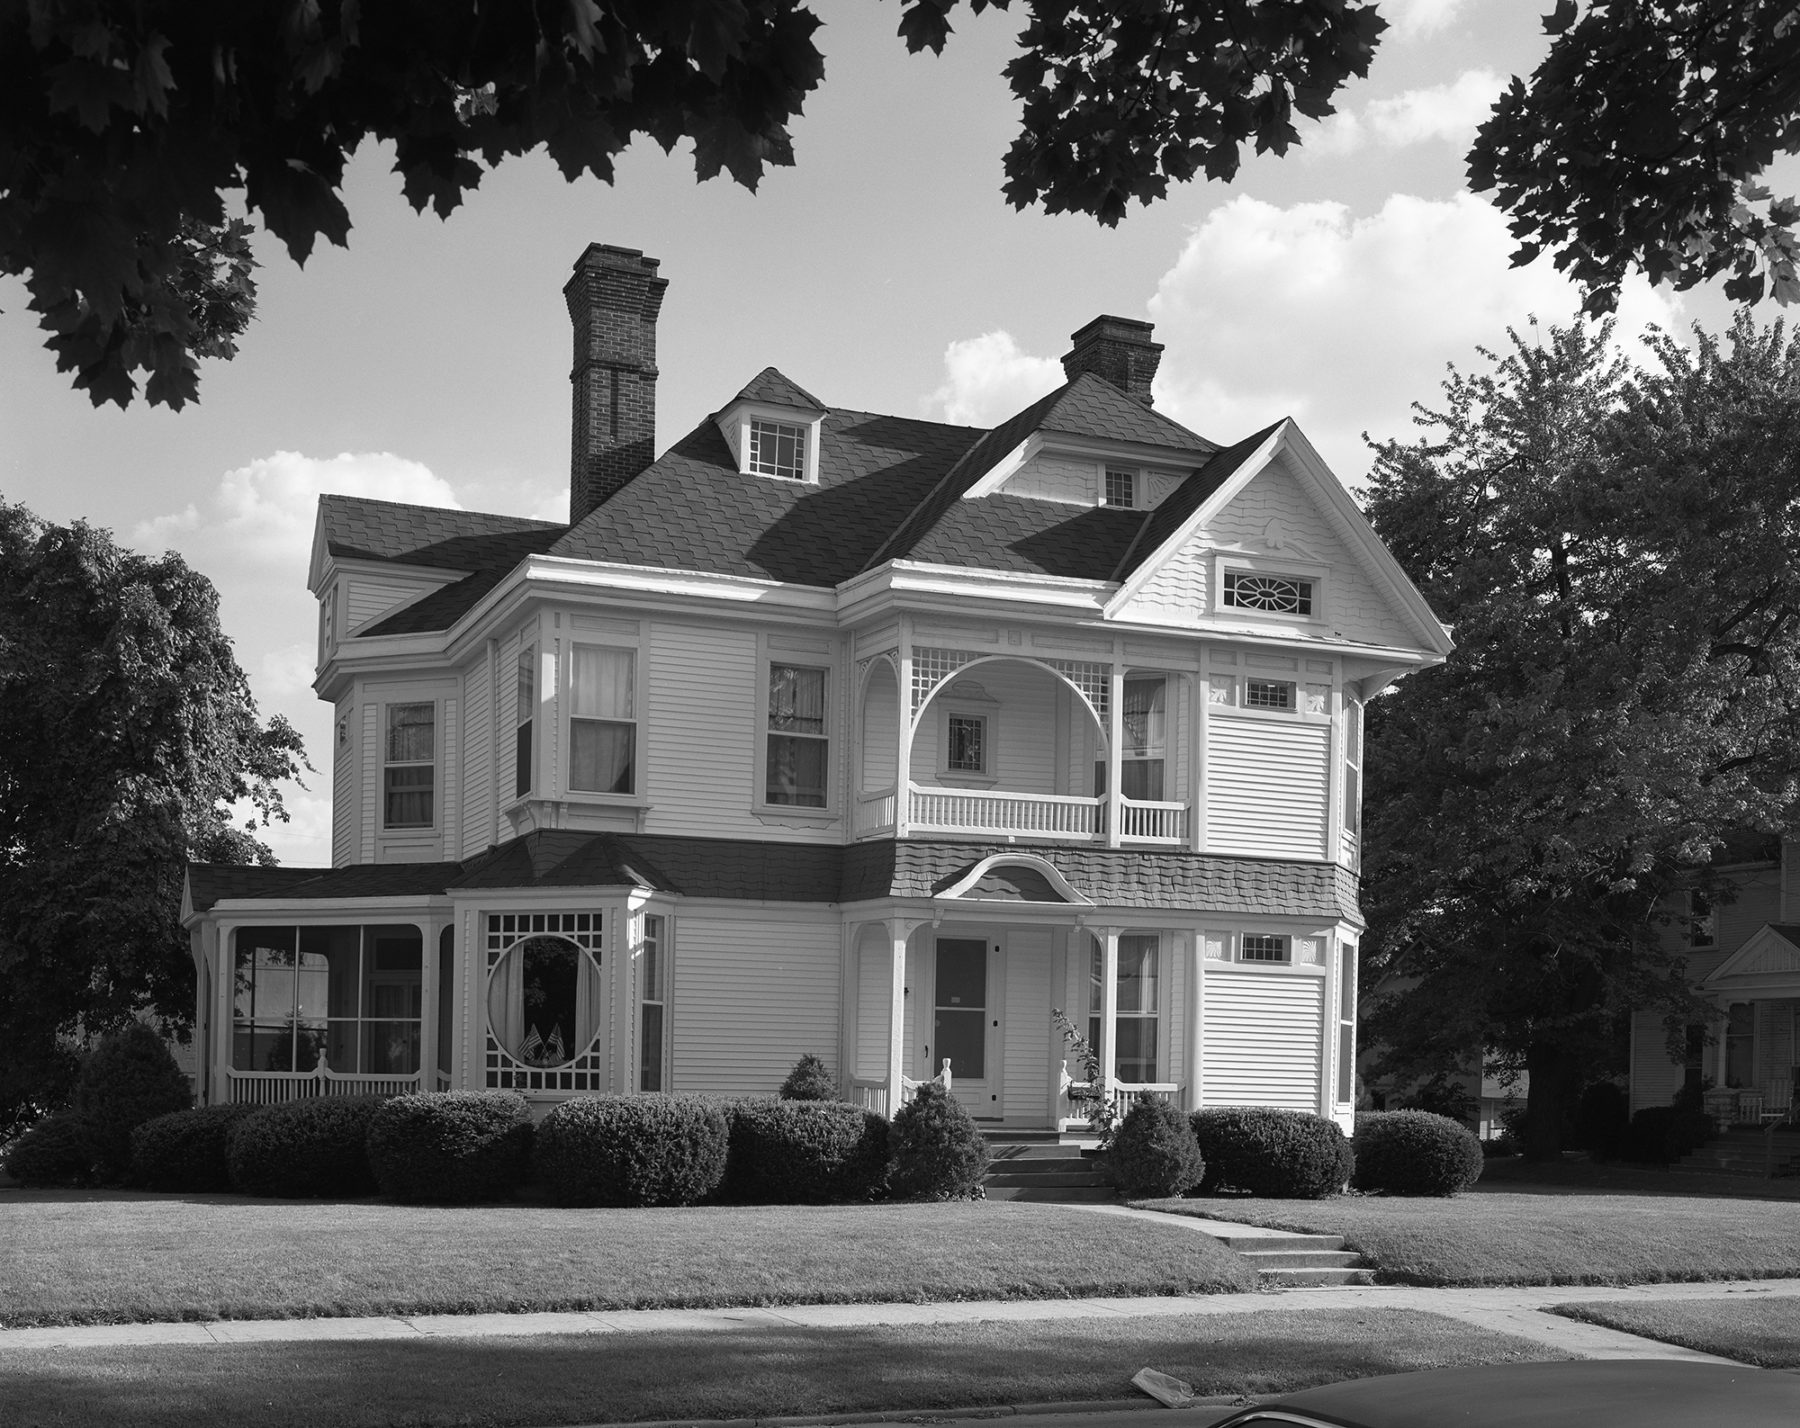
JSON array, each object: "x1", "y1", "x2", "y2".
[{"x1": 852, "y1": 648, "x2": 1193, "y2": 848}]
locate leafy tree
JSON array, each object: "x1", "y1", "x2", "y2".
[
  {"x1": 0, "y1": 499, "x2": 304, "y2": 1137},
  {"x1": 1359, "y1": 315, "x2": 1800, "y2": 1159},
  {"x1": 1470, "y1": 0, "x2": 1800, "y2": 316}
]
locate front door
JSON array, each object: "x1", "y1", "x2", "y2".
[{"x1": 934, "y1": 937, "x2": 1000, "y2": 1117}]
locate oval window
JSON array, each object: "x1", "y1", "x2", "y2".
[{"x1": 486, "y1": 935, "x2": 602, "y2": 1068}]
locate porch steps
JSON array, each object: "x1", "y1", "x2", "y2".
[
  {"x1": 1193, "y1": 1224, "x2": 1376, "y2": 1287},
  {"x1": 1672, "y1": 1128, "x2": 1800, "y2": 1178},
  {"x1": 981, "y1": 1135, "x2": 1115, "y2": 1203}
]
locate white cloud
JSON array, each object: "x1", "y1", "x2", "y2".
[
  {"x1": 1307, "y1": 69, "x2": 1506, "y2": 156},
  {"x1": 926, "y1": 331, "x2": 1065, "y2": 427},
  {"x1": 1148, "y1": 192, "x2": 1685, "y2": 489},
  {"x1": 1382, "y1": 0, "x2": 1468, "y2": 39}
]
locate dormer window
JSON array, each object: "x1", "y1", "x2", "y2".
[
  {"x1": 749, "y1": 420, "x2": 807, "y2": 480},
  {"x1": 1224, "y1": 570, "x2": 1313, "y2": 617},
  {"x1": 1102, "y1": 468, "x2": 1137, "y2": 508}
]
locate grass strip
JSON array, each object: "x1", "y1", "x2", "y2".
[
  {"x1": 1132, "y1": 1187, "x2": 1800, "y2": 1287},
  {"x1": 0, "y1": 1193, "x2": 1255, "y2": 1328},
  {"x1": 0, "y1": 1308, "x2": 1568, "y2": 1428},
  {"x1": 1551, "y1": 1296, "x2": 1800, "y2": 1368}
]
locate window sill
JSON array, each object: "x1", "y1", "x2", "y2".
[
  {"x1": 754, "y1": 804, "x2": 838, "y2": 826},
  {"x1": 932, "y1": 772, "x2": 1000, "y2": 788}
]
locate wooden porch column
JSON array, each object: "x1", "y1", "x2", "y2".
[
  {"x1": 1105, "y1": 660, "x2": 1124, "y2": 849},
  {"x1": 896, "y1": 625, "x2": 914, "y2": 839},
  {"x1": 1183, "y1": 929, "x2": 1204, "y2": 1112},
  {"x1": 1188, "y1": 666, "x2": 1207, "y2": 853},
  {"x1": 886, "y1": 916, "x2": 911, "y2": 1114},
  {"x1": 1099, "y1": 925, "x2": 1121, "y2": 1093}
]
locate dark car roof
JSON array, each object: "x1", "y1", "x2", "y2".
[{"x1": 1210, "y1": 1361, "x2": 1800, "y2": 1428}]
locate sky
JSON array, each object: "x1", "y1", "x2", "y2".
[{"x1": 0, "y1": 0, "x2": 1788, "y2": 867}]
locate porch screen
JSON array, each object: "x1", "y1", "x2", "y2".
[{"x1": 231, "y1": 925, "x2": 423, "y2": 1074}]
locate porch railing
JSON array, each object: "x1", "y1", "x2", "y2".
[
  {"x1": 855, "y1": 787, "x2": 898, "y2": 837},
  {"x1": 849, "y1": 1060, "x2": 952, "y2": 1118},
  {"x1": 1056, "y1": 1065, "x2": 1182, "y2": 1132},
  {"x1": 226, "y1": 1065, "x2": 423, "y2": 1105},
  {"x1": 910, "y1": 784, "x2": 1101, "y2": 839},
  {"x1": 1119, "y1": 798, "x2": 1188, "y2": 843}
]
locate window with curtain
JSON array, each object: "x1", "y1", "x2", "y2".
[
  {"x1": 766, "y1": 663, "x2": 828, "y2": 806},
  {"x1": 1095, "y1": 675, "x2": 1166, "y2": 801},
  {"x1": 515, "y1": 644, "x2": 534, "y2": 799},
  {"x1": 1336, "y1": 940, "x2": 1357, "y2": 1104},
  {"x1": 486, "y1": 935, "x2": 602, "y2": 1068},
  {"x1": 384, "y1": 703, "x2": 435, "y2": 827},
  {"x1": 1344, "y1": 697, "x2": 1363, "y2": 835},
  {"x1": 641, "y1": 915, "x2": 665, "y2": 1092},
  {"x1": 569, "y1": 646, "x2": 635, "y2": 794},
  {"x1": 1086, "y1": 933, "x2": 1159, "y2": 1082}
]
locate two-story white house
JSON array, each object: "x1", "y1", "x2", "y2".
[{"x1": 182, "y1": 242, "x2": 1451, "y2": 1133}]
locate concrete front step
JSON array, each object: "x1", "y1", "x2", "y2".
[
  {"x1": 1257, "y1": 1265, "x2": 1378, "y2": 1287},
  {"x1": 984, "y1": 1184, "x2": 1117, "y2": 1202},
  {"x1": 984, "y1": 1169, "x2": 1113, "y2": 1188},
  {"x1": 1237, "y1": 1248, "x2": 1364, "y2": 1271}
]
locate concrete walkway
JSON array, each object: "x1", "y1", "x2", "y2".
[{"x1": 4, "y1": 1276, "x2": 1797, "y2": 1360}]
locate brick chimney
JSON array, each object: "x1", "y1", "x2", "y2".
[
  {"x1": 1062, "y1": 316, "x2": 1162, "y2": 407},
  {"x1": 565, "y1": 244, "x2": 669, "y2": 524}
]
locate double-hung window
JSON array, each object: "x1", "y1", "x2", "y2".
[
  {"x1": 1095, "y1": 675, "x2": 1166, "y2": 801},
  {"x1": 569, "y1": 646, "x2": 636, "y2": 795},
  {"x1": 515, "y1": 645, "x2": 535, "y2": 799},
  {"x1": 1344, "y1": 697, "x2": 1363, "y2": 834},
  {"x1": 766, "y1": 663, "x2": 828, "y2": 806},
  {"x1": 1687, "y1": 891, "x2": 1715, "y2": 948},
  {"x1": 640, "y1": 915, "x2": 665, "y2": 1092},
  {"x1": 384, "y1": 703, "x2": 435, "y2": 828},
  {"x1": 1088, "y1": 934, "x2": 1160, "y2": 1082}
]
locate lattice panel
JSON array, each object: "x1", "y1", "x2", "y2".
[
  {"x1": 484, "y1": 911, "x2": 608, "y2": 1092},
  {"x1": 910, "y1": 647, "x2": 979, "y2": 716},
  {"x1": 1048, "y1": 660, "x2": 1110, "y2": 722}
]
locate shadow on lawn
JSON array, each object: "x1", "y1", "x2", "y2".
[{"x1": 1470, "y1": 1156, "x2": 1800, "y2": 1203}]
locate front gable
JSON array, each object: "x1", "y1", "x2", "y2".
[
  {"x1": 1106, "y1": 424, "x2": 1450, "y2": 656},
  {"x1": 1703, "y1": 923, "x2": 1800, "y2": 996}
]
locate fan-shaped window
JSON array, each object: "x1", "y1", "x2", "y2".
[{"x1": 486, "y1": 935, "x2": 602, "y2": 1068}]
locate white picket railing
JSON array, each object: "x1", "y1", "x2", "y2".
[
  {"x1": 854, "y1": 787, "x2": 898, "y2": 837},
  {"x1": 227, "y1": 1065, "x2": 422, "y2": 1105},
  {"x1": 1056, "y1": 1064, "x2": 1183, "y2": 1133},
  {"x1": 850, "y1": 1061, "x2": 954, "y2": 1118},
  {"x1": 1118, "y1": 798, "x2": 1188, "y2": 844},
  {"x1": 910, "y1": 784, "x2": 1102, "y2": 839}
]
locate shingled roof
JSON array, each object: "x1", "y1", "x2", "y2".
[
  {"x1": 319, "y1": 495, "x2": 565, "y2": 571},
  {"x1": 732, "y1": 367, "x2": 825, "y2": 410},
  {"x1": 190, "y1": 834, "x2": 1360, "y2": 924}
]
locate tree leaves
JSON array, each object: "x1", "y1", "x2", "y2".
[{"x1": 0, "y1": 499, "x2": 306, "y2": 1129}]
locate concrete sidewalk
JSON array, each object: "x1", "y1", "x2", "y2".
[{"x1": 4, "y1": 1276, "x2": 1796, "y2": 1361}]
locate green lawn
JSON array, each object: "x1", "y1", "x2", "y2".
[
  {"x1": 0, "y1": 1309, "x2": 1568, "y2": 1428},
  {"x1": 1133, "y1": 1167, "x2": 1800, "y2": 1286},
  {"x1": 1552, "y1": 1296, "x2": 1800, "y2": 1368},
  {"x1": 0, "y1": 1190, "x2": 1255, "y2": 1327}
]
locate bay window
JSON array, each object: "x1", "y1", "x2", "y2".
[
  {"x1": 515, "y1": 644, "x2": 535, "y2": 798},
  {"x1": 569, "y1": 646, "x2": 636, "y2": 795},
  {"x1": 641, "y1": 914, "x2": 665, "y2": 1091},
  {"x1": 384, "y1": 703, "x2": 435, "y2": 828}
]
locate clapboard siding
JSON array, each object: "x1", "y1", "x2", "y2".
[
  {"x1": 461, "y1": 656, "x2": 493, "y2": 857},
  {"x1": 914, "y1": 661, "x2": 1059, "y2": 795},
  {"x1": 1202, "y1": 971, "x2": 1323, "y2": 1110},
  {"x1": 1629, "y1": 1008, "x2": 1685, "y2": 1114},
  {"x1": 1206, "y1": 718, "x2": 1330, "y2": 858},
  {"x1": 646, "y1": 622, "x2": 761, "y2": 837},
  {"x1": 671, "y1": 913, "x2": 841, "y2": 1095},
  {"x1": 854, "y1": 931, "x2": 919, "y2": 1081},
  {"x1": 1002, "y1": 929, "x2": 1052, "y2": 1121},
  {"x1": 332, "y1": 697, "x2": 355, "y2": 866},
  {"x1": 860, "y1": 661, "x2": 899, "y2": 790},
  {"x1": 345, "y1": 574, "x2": 431, "y2": 630}
]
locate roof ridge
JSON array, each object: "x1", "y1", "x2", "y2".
[{"x1": 320, "y1": 492, "x2": 566, "y2": 529}]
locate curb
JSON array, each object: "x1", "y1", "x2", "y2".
[{"x1": 548, "y1": 1396, "x2": 1246, "y2": 1428}]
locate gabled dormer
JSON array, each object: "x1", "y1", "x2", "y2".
[{"x1": 714, "y1": 368, "x2": 827, "y2": 485}]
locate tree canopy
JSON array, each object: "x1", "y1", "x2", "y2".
[
  {"x1": 1358, "y1": 314, "x2": 1800, "y2": 1157},
  {"x1": 4, "y1": 1, "x2": 1798, "y2": 409},
  {"x1": 0, "y1": 500, "x2": 304, "y2": 1135}
]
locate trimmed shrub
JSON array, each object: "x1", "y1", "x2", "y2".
[
  {"x1": 535, "y1": 1095, "x2": 727, "y2": 1207},
  {"x1": 888, "y1": 1083, "x2": 989, "y2": 1200},
  {"x1": 1620, "y1": 1104, "x2": 1713, "y2": 1165},
  {"x1": 1109, "y1": 1097, "x2": 1204, "y2": 1198},
  {"x1": 71, "y1": 1022, "x2": 192, "y2": 1180},
  {"x1": 131, "y1": 1104, "x2": 258, "y2": 1192},
  {"x1": 1190, "y1": 1107, "x2": 1353, "y2": 1199},
  {"x1": 3, "y1": 1111, "x2": 100, "y2": 1188},
  {"x1": 227, "y1": 1095, "x2": 389, "y2": 1198},
  {"x1": 367, "y1": 1091, "x2": 534, "y2": 1204},
  {"x1": 779, "y1": 1053, "x2": 839, "y2": 1102},
  {"x1": 720, "y1": 1097, "x2": 888, "y2": 1203},
  {"x1": 1353, "y1": 1109, "x2": 1484, "y2": 1196},
  {"x1": 1573, "y1": 1081, "x2": 1630, "y2": 1160}
]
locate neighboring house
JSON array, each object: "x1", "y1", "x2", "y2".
[
  {"x1": 1631, "y1": 832, "x2": 1800, "y2": 1126},
  {"x1": 181, "y1": 243, "x2": 1451, "y2": 1132}
]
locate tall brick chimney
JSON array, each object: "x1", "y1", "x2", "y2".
[
  {"x1": 565, "y1": 244, "x2": 668, "y2": 524},
  {"x1": 1062, "y1": 316, "x2": 1162, "y2": 407}
]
